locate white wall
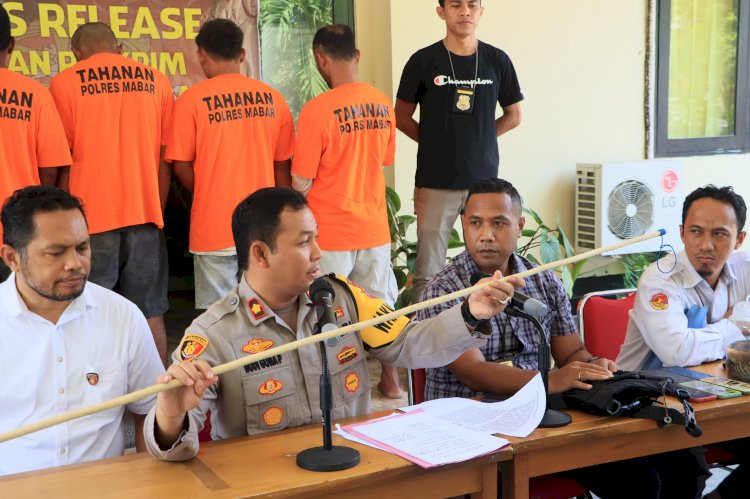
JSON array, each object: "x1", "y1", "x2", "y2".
[{"x1": 356, "y1": 0, "x2": 750, "y2": 261}]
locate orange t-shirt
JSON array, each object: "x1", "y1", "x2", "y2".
[
  {"x1": 49, "y1": 53, "x2": 173, "y2": 235},
  {"x1": 292, "y1": 82, "x2": 395, "y2": 251},
  {"x1": 166, "y1": 73, "x2": 294, "y2": 252},
  {"x1": 0, "y1": 69, "x2": 71, "y2": 242}
]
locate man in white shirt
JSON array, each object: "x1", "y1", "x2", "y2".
[
  {"x1": 617, "y1": 184, "x2": 750, "y2": 499},
  {"x1": 0, "y1": 185, "x2": 163, "y2": 476},
  {"x1": 618, "y1": 185, "x2": 750, "y2": 370}
]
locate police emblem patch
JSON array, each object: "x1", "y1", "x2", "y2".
[
  {"x1": 649, "y1": 292, "x2": 669, "y2": 311},
  {"x1": 242, "y1": 338, "x2": 274, "y2": 354},
  {"x1": 345, "y1": 372, "x2": 360, "y2": 393},
  {"x1": 180, "y1": 334, "x2": 209, "y2": 361},
  {"x1": 259, "y1": 379, "x2": 283, "y2": 395},
  {"x1": 248, "y1": 298, "x2": 267, "y2": 320},
  {"x1": 263, "y1": 406, "x2": 284, "y2": 426},
  {"x1": 334, "y1": 307, "x2": 344, "y2": 319},
  {"x1": 86, "y1": 373, "x2": 99, "y2": 386},
  {"x1": 336, "y1": 346, "x2": 358, "y2": 365}
]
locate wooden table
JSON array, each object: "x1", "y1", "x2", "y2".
[
  {"x1": 501, "y1": 362, "x2": 750, "y2": 499},
  {"x1": 0, "y1": 413, "x2": 511, "y2": 498}
]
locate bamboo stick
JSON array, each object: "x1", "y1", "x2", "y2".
[{"x1": 0, "y1": 229, "x2": 665, "y2": 444}]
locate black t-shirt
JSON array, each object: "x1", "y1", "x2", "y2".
[{"x1": 397, "y1": 40, "x2": 523, "y2": 189}]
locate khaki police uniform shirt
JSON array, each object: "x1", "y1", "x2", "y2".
[{"x1": 145, "y1": 275, "x2": 488, "y2": 461}]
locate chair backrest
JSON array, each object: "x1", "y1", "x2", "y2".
[
  {"x1": 577, "y1": 288, "x2": 637, "y2": 360},
  {"x1": 408, "y1": 368, "x2": 427, "y2": 405}
]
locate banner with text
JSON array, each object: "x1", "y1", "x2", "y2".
[{"x1": 4, "y1": 0, "x2": 260, "y2": 96}]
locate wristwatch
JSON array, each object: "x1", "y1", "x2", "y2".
[{"x1": 461, "y1": 299, "x2": 488, "y2": 329}]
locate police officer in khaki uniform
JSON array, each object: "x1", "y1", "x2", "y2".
[{"x1": 144, "y1": 187, "x2": 522, "y2": 460}]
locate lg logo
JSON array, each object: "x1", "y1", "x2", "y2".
[{"x1": 661, "y1": 170, "x2": 679, "y2": 193}]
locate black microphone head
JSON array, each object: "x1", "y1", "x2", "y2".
[
  {"x1": 310, "y1": 277, "x2": 335, "y2": 301},
  {"x1": 470, "y1": 271, "x2": 492, "y2": 285}
]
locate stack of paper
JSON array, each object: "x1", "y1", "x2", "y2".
[{"x1": 335, "y1": 373, "x2": 546, "y2": 468}]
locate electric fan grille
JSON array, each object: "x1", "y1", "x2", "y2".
[{"x1": 607, "y1": 180, "x2": 654, "y2": 239}]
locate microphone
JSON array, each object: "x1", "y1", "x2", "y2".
[
  {"x1": 470, "y1": 271, "x2": 548, "y2": 318},
  {"x1": 310, "y1": 277, "x2": 340, "y2": 347}
]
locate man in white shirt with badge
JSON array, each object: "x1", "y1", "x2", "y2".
[
  {"x1": 617, "y1": 184, "x2": 750, "y2": 499},
  {"x1": 0, "y1": 185, "x2": 163, "y2": 475},
  {"x1": 618, "y1": 185, "x2": 750, "y2": 371}
]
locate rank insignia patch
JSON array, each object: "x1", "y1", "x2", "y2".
[
  {"x1": 337, "y1": 346, "x2": 358, "y2": 365},
  {"x1": 263, "y1": 406, "x2": 284, "y2": 426},
  {"x1": 242, "y1": 338, "x2": 274, "y2": 354},
  {"x1": 649, "y1": 292, "x2": 669, "y2": 311},
  {"x1": 180, "y1": 334, "x2": 209, "y2": 361},
  {"x1": 345, "y1": 372, "x2": 360, "y2": 393},
  {"x1": 259, "y1": 379, "x2": 283, "y2": 395},
  {"x1": 86, "y1": 373, "x2": 99, "y2": 386},
  {"x1": 248, "y1": 298, "x2": 268, "y2": 320}
]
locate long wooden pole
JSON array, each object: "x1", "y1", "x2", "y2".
[{"x1": 0, "y1": 229, "x2": 665, "y2": 444}]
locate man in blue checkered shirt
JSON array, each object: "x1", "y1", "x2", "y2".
[
  {"x1": 415, "y1": 178, "x2": 711, "y2": 499},
  {"x1": 417, "y1": 178, "x2": 617, "y2": 400}
]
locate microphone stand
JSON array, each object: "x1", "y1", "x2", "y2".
[
  {"x1": 296, "y1": 321, "x2": 360, "y2": 472},
  {"x1": 505, "y1": 307, "x2": 572, "y2": 428}
]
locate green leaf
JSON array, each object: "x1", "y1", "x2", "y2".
[
  {"x1": 561, "y1": 266, "x2": 574, "y2": 298},
  {"x1": 386, "y1": 185, "x2": 401, "y2": 213},
  {"x1": 447, "y1": 228, "x2": 465, "y2": 249},
  {"x1": 556, "y1": 213, "x2": 576, "y2": 257},
  {"x1": 521, "y1": 229, "x2": 537, "y2": 238},
  {"x1": 571, "y1": 258, "x2": 588, "y2": 281},
  {"x1": 523, "y1": 206, "x2": 543, "y2": 226},
  {"x1": 393, "y1": 267, "x2": 407, "y2": 291},
  {"x1": 406, "y1": 253, "x2": 416, "y2": 273},
  {"x1": 539, "y1": 230, "x2": 562, "y2": 263},
  {"x1": 526, "y1": 253, "x2": 540, "y2": 265}
]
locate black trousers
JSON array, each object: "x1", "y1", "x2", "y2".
[{"x1": 564, "y1": 447, "x2": 710, "y2": 499}]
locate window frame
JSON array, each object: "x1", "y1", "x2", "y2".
[{"x1": 655, "y1": 0, "x2": 750, "y2": 157}]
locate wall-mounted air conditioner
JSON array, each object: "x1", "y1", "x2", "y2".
[{"x1": 575, "y1": 160, "x2": 684, "y2": 256}]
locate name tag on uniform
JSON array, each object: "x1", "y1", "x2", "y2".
[{"x1": 454, "y1": 86, "x2": 475, "y2": 114}]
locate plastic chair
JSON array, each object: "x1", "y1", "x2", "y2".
[
  {"x1": 577, "y1": 288, "x2": 637, "y2": 360},
  {"x1": 577, "y1": 289, "x2": 738, "y2": 469},
  {"x1": 198, "y1": 410, "x2": 212, "y2": 442}
]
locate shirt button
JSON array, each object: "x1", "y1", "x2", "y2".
[
  {"x1": 58, "y1": 388, "x2": 65, "y2": 394},
  {"x1": 57, "y1": 357, "x2": 63, "y2": 363},
  {"x1": 229, "y1": 297, "x2": 238, "y2": 306},
  {"x1": 59, "y1": 448, "x2": 66, "y2": 455}
]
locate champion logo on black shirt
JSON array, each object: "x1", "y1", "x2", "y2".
[{"x1": 433, "y1": 75, "x2": 494, "y2": 87}]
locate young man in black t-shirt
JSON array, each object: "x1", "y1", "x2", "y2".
[{"x1": 394, "y1": 0, "x2": 523, "y2": 303}]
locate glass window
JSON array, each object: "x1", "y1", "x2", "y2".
[
  {"x1": 656, "y1": 0, "x2": 750, "y2": 156},
  {"x1": 259, "y1": 0, "x2": 354, "y2": 118}
]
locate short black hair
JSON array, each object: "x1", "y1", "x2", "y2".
[
  {"x1": 461, "y1": 178, "x2": 522, "y2": 214},
  {"x1": 439, "y1": 0, "x2": 482, "y2": 6},
  {"x1": 312, "y1": 24, "x2": 357, "y2": 60},
  {"x1": 0, "y1": 3, "x2": 11, "y2": 52},
  {"x1": 232, "y1": 187, "x2": 308, "y2": 271},
  {"x1": 2, "y1": 185, "x2": 87, "y2": 253},
  {"x1": 196, "y1": 19, "x2": 244, "y2": 61},
  {"x1": 682, "y1": 184, "x2": 747, "y2": 234}
]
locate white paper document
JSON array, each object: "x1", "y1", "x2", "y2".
[
  {"x1": 342, "y1": 410, "x2": 510, "y2": 468},
  {"x1": 400, "y1": 372, "x2": 546, "y2": 437}
]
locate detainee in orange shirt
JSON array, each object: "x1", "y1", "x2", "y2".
[
  {"x1": 0, "y1": 3, "x2": 71, "y2": 283},
  {"x1": 291, "y1": 25, "x2": 402, "y2": 398},
  {"x1": 167, "y1": 19, "x2": 294, "y2": 311},
  {"x1": 49, "y1": 23, "x2": 173, "y2": 363}
]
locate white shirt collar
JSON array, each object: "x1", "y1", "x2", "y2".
[{"x1": 0, "y1": 273, "x2": 98, "y2": 324}]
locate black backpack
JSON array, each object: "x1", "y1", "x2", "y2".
[{"x1": 550, "y1": 370, "x2": 702, "y2": 437}]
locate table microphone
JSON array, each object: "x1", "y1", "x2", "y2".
[
  {"x1": 310, "y1": 278, "x2": 340, "y2": 347},
  {"x1": 470, "y1": 272, "x2": 548, "y2": 318}
]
